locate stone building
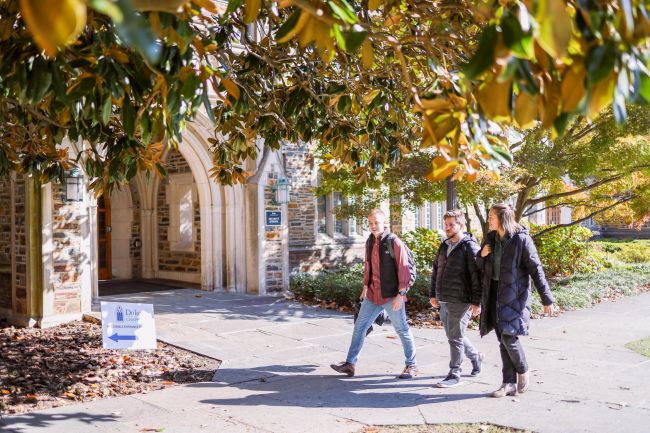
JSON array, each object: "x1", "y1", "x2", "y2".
[{"x1": 2, "y1": 105, "x2": 574, "y2": 327}]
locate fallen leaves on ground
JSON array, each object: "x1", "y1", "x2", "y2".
[{"x1": 0, "y1": 321, "x2": 221, "y2": 415}]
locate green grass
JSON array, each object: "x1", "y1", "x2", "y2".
[
  {"x1": 625, "y1": 337, "x2": 650, "y2": 357},
  {"x1": 358, "y1": 424, "x2": 533, "y2": 433},
  {"x1": 531, "y1": 265, "x2": 650, "y2": 312}
]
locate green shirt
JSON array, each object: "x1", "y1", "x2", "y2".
[{"x1": 491, "y1": 233, "x2": 510, "y2": 281}]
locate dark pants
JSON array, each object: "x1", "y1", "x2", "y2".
[{"x1": 489, "y1": 281, "x2": 528, "y2": 384}]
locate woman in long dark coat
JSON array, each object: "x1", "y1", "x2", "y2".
[{"x1": 476, "y1": 203, "x2": 555, "y2": 397}]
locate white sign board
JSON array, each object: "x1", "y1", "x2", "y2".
[{"x1": 101, "y1": 301, "x2": 157, "y2": 350}]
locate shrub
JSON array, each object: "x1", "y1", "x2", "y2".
[
  {"x1": 290, "y1": 264, "x2": 364, "y2": 308},
  {"x1": 592, "y1": 239, "x2": 650, "y2": 265},
  {"x1": 530, "y1": 224, "x2": 600, "y2": 277},
  {"x1": 401, "y1": 227, "x2": 444, "y2": 273},
  {"x1": 290, "y1": 264, "x2": 433, "y2": 311}
]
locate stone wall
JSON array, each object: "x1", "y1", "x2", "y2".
[
  {"x1": 284, "y1": 143, "x2": 366, "y2": 273},
  {"x1": 13, "y1": 175, "x2": 27, "y2": 315},
  {"x1": 0, "y1": 176, "x2": 12, "y2": 310},
  {"x1": 264, "y1": 170, "x2": 284, "y2": 292},
  {"x1": 130, "y1": 181, "x2": 142, "y2": 279},
  {"x1": 157, "y1": 149, "x2": 201, "y2": 275},
  {"x1": 51, "y1": 182, "x2": 84, "y2": 315}
]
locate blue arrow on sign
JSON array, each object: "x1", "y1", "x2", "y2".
[{"x1": 109, "y1": 333, "x2": 137, "y2": 342}]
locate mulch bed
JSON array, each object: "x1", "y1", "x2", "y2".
[{"x1": 0, "y1": 320, "x2": 221, "y2": 415}]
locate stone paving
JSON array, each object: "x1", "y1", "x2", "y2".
[{"x1": 2, "y1": 288, "x2": 649, "y2": 433}]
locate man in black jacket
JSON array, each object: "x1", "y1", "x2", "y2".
[{"x1": 429, "y1": 210, "x2": 484, "y2": 388}]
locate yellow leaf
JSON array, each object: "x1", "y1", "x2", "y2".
[
  {"x1": 1, "y1": 389, "x2": 10, "y2": 395},
  {"x1": 368, "y1": 0, "x2": 382, "y2": 10},
  {"x1": 514, "y1": 91, "x2": 539, "y2": 128},
  {"x1": 221, "y1": 78, "x2": 241, "y2": 100},
  {"x1": 313, "y1": 21, "x2": 335, "y2": 62},
  {"x1": 298, "y1": 16, "x2": 315, "y2": 48},
  {"x1": 384, "y1": 14, "x2": 402, "y2": 28},
  {"x1": 477, "y1": 77, "x2": 513, "y2": 120},
  {"x1": 561, "y1": 64, "x2": 586, "y2": 113},
  {"x1": 539, "y1": 76, "x2": 561, "y2": 128},
  {"x1": 536, "y1": 0, "x2": 573, "y2": 59},
  {"x1": 362, "y1": 89, "x2": 381, "y2": 106},
  {"x1": 417, "y1": 98, "x2": 453, "y2": 114},
  {"x1": 361, "y1": 39, "x2": 374, "y2": 69},
  {"x1": 149, "y1": 12, "x2": 163, "y2": 36},
  {"x1": 278, "y1": 10, "x2": 312, "y2": 43},
  {"x1": 20, "y1": 0, "x2": 87, "y2": 56},
  {"x1": 587, "y1": 75, "x2": 615, "y2": 119},
  {"x1": 277, "y1": 0, "x2": 293, "y2": 8},
  {"x1": 243, "y1": 0, "x2": 261, "y2": 24},
  {"x1": 426, "y1": 156, "x2": 459, "y2": 181},
  {"x1": 193, "y1": 0, "x2": 219, "y2": 13}
]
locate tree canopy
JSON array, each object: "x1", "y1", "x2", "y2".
[{"x1": 0, "y1": 0, "x2": 648, "y2": 192}]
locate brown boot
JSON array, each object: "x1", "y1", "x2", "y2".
[{"x1": 330, "y1": 362, "x2": 355, "y2": 377}]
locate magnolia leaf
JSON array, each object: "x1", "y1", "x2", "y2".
[
  {"x1": 585, "y1": 42, "x2": 616, "y2": 85},
  {"x1": 276, "y1": 10, "x2": 309, "y2": 43},
  {"x1": 328, "y1": 0, "x2": 357, "y2": 25},
  {"x1": 368, "y1": 0, "x2": 381, "y2": 11},
  {"x1": 536, "y1": 0, "x2": 573, "y2": 59},
  {"x1": 243, "y1": 0, "x2": 261, "y2": 24},
  {"x1": 464, "y1": 24, "x2": 497, "y2": 79},
  {"x1": 587, "y1": 75, "x2": 615, "y2": 119},
  {"x1": 501, "y1": 11, "x2": 534, "y2": 59},
  {"x1": 362, "y1": 89, "x2": 381, "y2": 106},
  {"x1": 477, "y1": 77, "x2": 513, "y2": 120},
  {"x1": 20, "y1": 0, "x2": 87, "y2": 56},
  {"x1": 221, "y1": 78, "x2": 241, "y2": 100},
  {"x1": 361, "y1": 39, "x2": 374, "y2": 69},
  {"x1": 561, "y1": 64, "x2": 587, "y2": 112},
  {"x1": 514, "y1": 91, "x2": 539, "y2": 128}
]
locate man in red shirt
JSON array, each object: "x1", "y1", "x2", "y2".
[{"x1": 330, "y1": 208, "x2": 418, "y2": 378}]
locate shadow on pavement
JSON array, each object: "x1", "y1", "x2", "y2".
[
  {"x1": 194, "y1": 364, "x2": 485, "y2": 409},
  {"x1": 0, "y1": 412, "x2": 118, "y2": 432}
]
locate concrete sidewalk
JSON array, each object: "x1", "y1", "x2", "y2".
[{"x1": 2, "y1": 289, "x2": 649, "y2": 433}]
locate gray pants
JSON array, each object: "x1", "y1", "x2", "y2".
[{"x1": 439, "y1": 302, "x2": 480, "y2": 377}]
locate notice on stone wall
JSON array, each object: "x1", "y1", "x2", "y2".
[
  {"x1": 265, "y1": 210, "x2": 282, "y2": 226},
  {"x1": 101, "y1": 301, "x2": 157, "y2": 350}
]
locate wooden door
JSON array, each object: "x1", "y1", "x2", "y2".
[{"x1": 98, "y1": 195, "x2": 112, "y2": 280}]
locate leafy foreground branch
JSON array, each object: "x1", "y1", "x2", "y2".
[{"x1": 0, "y1": 321, "x2": 220, "y2": 415}]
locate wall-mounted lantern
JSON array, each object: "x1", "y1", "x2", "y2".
[
  {"x1": 273, "y1": 177, "x2": 290, "y2": 205},
  {"x1": 64, "y1": 168, "x2": 84, "y2": 202}
]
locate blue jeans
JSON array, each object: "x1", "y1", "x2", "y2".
[{"x1": 345, "y1": 298, "x2": 417, "y2": 366}]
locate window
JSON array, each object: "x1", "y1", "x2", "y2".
[
  {"x1": 425, "y1": 203, "x2": 433, "y2": 229},
  {"x1": 414, "y1": 207, "x2": 421, "y2": 228},
  {"x1": 547, "y1": 206, "x2": 561, "y2": 225},
  {"x1": 332, "y1": 192, "x2": 344, "y2": 235},
  {"x1": 166, "y1": 173, "x2": 196, "y2": 252},
  {"x1": 317, "y1": 195, "x2": 328, "y2": 234},
  {"x1": 436, "y1": 202, "x2": 446, "y2": 230}
]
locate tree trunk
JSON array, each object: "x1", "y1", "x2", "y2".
[{"x1": 472, "y1": 201, "x2": 488, "y2": 239}]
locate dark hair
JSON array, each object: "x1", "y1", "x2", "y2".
[{"x1": 490, "y1": 203, "x2": 523, "y2": 235}]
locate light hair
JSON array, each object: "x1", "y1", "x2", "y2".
[
  {"x1": 368, "y1": 208, "x2": 386, "y2": 219},
  {"x1": 443, "y1": 209, "x2": 466, "y2": 227},
  {"x1": 490, "y1": 203, "x2": 523, "y2": 235}
]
